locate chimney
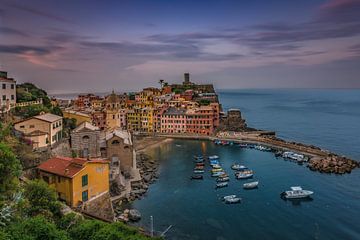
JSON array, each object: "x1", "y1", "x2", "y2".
[{"x1": 64, "y1": 168, "x2": 69, "y2": 175}]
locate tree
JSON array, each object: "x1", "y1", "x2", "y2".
[
  {"x1": 0, "y1": 143, "x2": 21, "y2": 201},
  {"x1": 158, "y1": 79, "x2": 164, "y2": 89},
  {"x1": 8, "y1": 216, "x2": 69, "y2": 240},
  {"x1": 68, "y1": 219, "x2": 107, "y2": 240},
  {"x1": 51, "y1": 106, "x2": 63, "y2": 116},
  {"x1": 23, "y1": 180, "x2": 61, "y2": 219}
]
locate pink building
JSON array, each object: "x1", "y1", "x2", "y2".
[
  {"x1": 186, "y1": 106, "x2": 215, "y2": 135},
  {"x1": 161, "y1": 107, "x2": 187, "y2": 134}
]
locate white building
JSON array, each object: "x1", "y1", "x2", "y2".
[{"x1": 0, "y1": 71, "x2": 16, "y2": 112}]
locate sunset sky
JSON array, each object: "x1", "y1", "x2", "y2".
[{"x1": 0, "y1": 0, "x2": 360, "y2": 93}]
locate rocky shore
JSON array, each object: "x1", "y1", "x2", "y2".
[{"x1": 308, "y1": 155, "x2": 359, "y2": 174}]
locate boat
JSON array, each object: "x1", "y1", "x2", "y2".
[
  {"x1": 193, "y1": 170, "x2": 204, "y2": 174},
  {"x1": 216, "y1": 176, "x2": 230, "y2": 182},
  {"x1": 222, "y1": 195, "x2": 237, "y2": 201},
  {"x1": 231, "y1": 164, "x2": 247, "y2": 170},
  {"x1": 211, "y1": 171, "x2": 226, "y2": 177},
  {"x1": 196, "y1": 163, "x2": 205, "y2": 166},
  {"x1": 255, "y1": 145, "x2": 272, "y2": 152},
  {"x1": 236, "y1": 172, "x2": 253, "y2": 179},
  {"x1": 211, "y1": 168, "x2": 223, "y2": 173},
  {"x1": 212, "y1": 164, "x2": 222, "y2": 169},
  {"x1": 282, "y1": 152, "x2": 305, "y2": 161},
  {"x1": 194, "y1": 166, "x2": 204, "y2": 170},
  {"x1": 191, "y1": 175, "x2": 203, "y2": 180},
  {"x1": 208, "y1": 155, "x2": 219, "y2": 160},
  {"x1": 280, "y1": 186, "x2": 314, "y2": 199},
  {"x1": 215, "y1": 182, "x2": 228, "y2": 188},
  {"x1": 238, "y1": 143, "x2": 248, "y2": 148},
  {"x1": 194, "y1": 159, "x2": 204, "y2": 163},
  {"x1": 243, "y1": 181, "x2": 259, "y2": 189},
  {"x1": 225, "y1": 197, "x2": 241, "y2": 204}
]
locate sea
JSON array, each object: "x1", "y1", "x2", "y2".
[{"x1": 129, "y1": 89, "x2": 360, "y2": 240}]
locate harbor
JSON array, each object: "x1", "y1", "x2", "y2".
[{"x1": 130, "y1": 139, "x2": 360, "y2": 240}]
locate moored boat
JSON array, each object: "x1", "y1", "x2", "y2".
[
  {"x1": 215, "y1": 182, "x2": 228, "y2": 188},
  {"x1": 236, "y1": 172, "x2": 253, "y2": 179},
  {"x1": 243, "y1": 181, "x2": 259, "y2": 189},
  {"x1": 211, "y1": 171, "x2": 226, "y2": 177},
  {"x1": 194, "y1": 166, "x2": 204, "y2": 170},
  {"x1": 222, "y1": 195, "x2": 237, "y2": 201},
  {"x1": 225, "y1": 197, "x2": 241, "y2": 204},
  {"x1": 211, "y1": 164, "x2": 222, "y2": 169},
  {"x1": 211, "y1": 168, "x2": 223, "y2": 173},
  {"x1": 208, "y1": 155, "x2": 219, "y2": 160},
  {"x1": 191, "y1": 175, "x2": 203, "y2": 180},
  {"x1": 280, "y1": 186, "x2": 314, "y2": 199},
  {"x1": 193, "y1": 170, "x2": 204, "y2": 174},
  {"x1": 231, "y1": 164, "x2": 247, "y2": 170},
  {"x1": 216, "y1": 176, "x2": 230, "y2": 182}
]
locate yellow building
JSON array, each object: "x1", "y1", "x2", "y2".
[
  {"x1": 63, "y1": 110, "x2": 92, "y2": 126},
  {"x1": 14, "y1": 113, "x2": 63, "y2": 148},
  {"x1": 38, "y1": 157, "x2": 110, "y2": 207},
  {"x1": 105, "y1": 92, "x2": 121, "y2": 129},
  {"x1": 126, "y1": 108, "x2": 141, "y2": 132}
]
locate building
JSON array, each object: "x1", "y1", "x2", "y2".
[
  {"x1": 14, "y1": 113, "x2": 63, "y2": 148},
  {"x1": 38, "y1": 157, "x2": 109, "y2": 207},
  {"x1": 91, "y1": 111, "x2": 107, "y2": 130},
  {"x1": 104, "y1": 129, "x2": 134, "y2": 179},
  {"x1": 0, "y1": 71, "x2": 16, "y2": 113},
  {"x1": 105, "y1": 91, "x2": 121, "y2": 129},
  {"x1": 71, "y1": 122, "x2": 101, "y2": 158},
  {"x1": 186, "y1": 106, "x2": 215, "y2": 135},
  {"x1": 63, "y1": 110, "x2": 92, "y2": 126},
  {"x1": 161, "y1": 107, "x2": 187, "y2": 133}
]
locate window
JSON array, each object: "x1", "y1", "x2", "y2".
[
  {"x1": 11, "y1": 84, "x2": 14, "y2": 89},
  {"x1": 82, "y1": 190, "x2": 88, "y2": 202},
  {"x1": 82, "y1": 175, "x2": 88, "y2": 187},
  {"x1": 2, "y1": 95, "x2": 5, "y2": 101},
  {"x1": 111, "y1": 140, "x2": 120, "y2": 145},
  {"x1": 20, "y1": 125, "x2": 25, "y2": 129},
  {"x1": 58, "y1": 176, "x2": 61, "y2": 183},
  {"x1": 29, "y1": 125, "x2": 35, "y2": 128},
  {"x1": 2, "y1": 84, "x2": 5, "y2": 89}
]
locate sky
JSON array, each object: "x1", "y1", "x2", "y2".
[{"x1": 0, "y1": 0, "x2": 360, "y2": 93}]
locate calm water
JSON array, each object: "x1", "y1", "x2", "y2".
[{"x1": 131, "y1": 89, "x2": 360, "y2": 240}]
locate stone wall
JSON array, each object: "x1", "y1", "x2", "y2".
[
  {"x1": 71, "y1": 130, "x2": 101, "y2": 158},
  {"x1": 106, "y1": 135, "x2": 134, "y2": 175},
  {"x1": 218, "y1": 109, "x2": 248, "y2": 132}
]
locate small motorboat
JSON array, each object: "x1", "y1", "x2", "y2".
[
  {"x1": 222, "y1": 195, "x2": 237, "y2": 201},
  {"x1": 212, "y1": 171, "x2": 226, "y2": 177},
  {"x1": 231, "y1": 164, "x2": 247, "y2": 171},
  {"x1": 194, "y1": 159, "x2": 204, "y2": 163},
  {"x1": 208, "y1": 155, "x2": 219, "y2": 160},
  {"x1": 212, "y1": 164, "x2": 222, "y2": 169},
  {"x1": 194, "y1": 166, "x2": 204, "y2": 170},
  {"x1": 225, "y1": 197, "x2": 241, "y2": 204},
  {"x1": 236, "y1": 172, "x2": 253, "y2": 179},
  {"x1": 281, "y1": 186, "x2": 314, "y2": 199},
  {"x1": 216, "y1": 182, "x2": 228, "y2": 188},
  {"x1": 193, "y1": 170, "x2": 204, "y2": 174},
  {"x1": 238, "y1": 143, "x2": 248, "y2": 148},
  {"x1": 211, "y1": 168, "x2": 223, "y2": 173},
  {"x1": 191, "y1": 175, "x2": 203, "y2": 180},
  {"x1": 243, "y1": 181, "x2": 259, "y2": 189},
  {"x1": 196, "y1": 162, "x2": 205, "y2": 166},
  {"x1": 216, "y1": 176, "x2": 230, "y2": 182}
]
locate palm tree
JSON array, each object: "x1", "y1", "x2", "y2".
[{"x1": 158, "y1": 79, "x2": 164, "y2": 89}]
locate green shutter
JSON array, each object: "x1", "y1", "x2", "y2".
[{"x1": 82, "y1": 175, "x2": 88, "y2": 187}]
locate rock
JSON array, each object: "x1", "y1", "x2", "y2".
[{"x1": 129, "y1": 209, "x2": 141, "y2": 221}]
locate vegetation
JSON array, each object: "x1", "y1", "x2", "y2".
[
  {"x1": 199, "y1": 99, "x2": 210, "y2": 106},
  {"x1": 14, "y1": 83, "x2": 62, "y2": 118}
]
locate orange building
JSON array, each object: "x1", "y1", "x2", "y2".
[{"x1": 38, "y1": 157, "x2": 109, "y2": 207}]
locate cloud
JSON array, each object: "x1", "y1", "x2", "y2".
[
  {"x1": 5, "y1": 2, "x2": 72, "y2": 23},
  {"x1": 0, "y1": 27, "x2": 28, "y2": 37},
  {"x1": 0, "y1": 45, "x2": 57, "y2": 55}
]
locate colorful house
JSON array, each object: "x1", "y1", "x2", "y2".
[
  {"x1": 38, "y1": 157, "x2": 110, "y2": 207},
  {"x1": 14, "y1": 113, "x2": 63, "y2": 149}
]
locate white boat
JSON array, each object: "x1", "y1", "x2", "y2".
[
  {"x1": 216, "y1": 182, "x2": 228, "y2": 188},
  {"x1": 209, "y1": 155, "x2": 219, "y2": 160},
  {"x1": 243, "y1": 181, "x2": 259, "y2": 189},
  {"x1": 216, "y1": 176, "x2": 230, "y2": 182},
  {"x1": 281, "y1": 186, "x2": 314, "y2": 199},
  {"x1": 236, "y1": 172, "x2": 253, "y2": 179},
  {"x1": 212, "y1": 164, "x2": 222, "y2": 169},
  {"x1": 212, "y1": 171, "x2": 226, "y2": 177},
  {"x1": 225, "y1": 197, "x2": 241, "y2": 204},
  {"x1": 193, "y1": 170, "x2": 204, "y2": 174},
  {"x1": 222, "y1": 195, "x2": 237, "y2": 201},
  {"x1": 231, "y1": 164, "x2": 246, "y2": 170}
]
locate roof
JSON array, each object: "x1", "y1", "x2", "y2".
[
  {"x1": 38, "y1": 157, "x2": 109, "y2": 178},
  {"x1": 164, "y1": 107, "x2": 186, "y2": 115},
  {"x1": 105, "y1": 129, "x2": 132, "y2": 145},
  {"x1": 34, "y1": 113, "x2": 62, "y2": 123},
  {"x1": 73, "y1": 121, "x2": 99, "y2": 132}
]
